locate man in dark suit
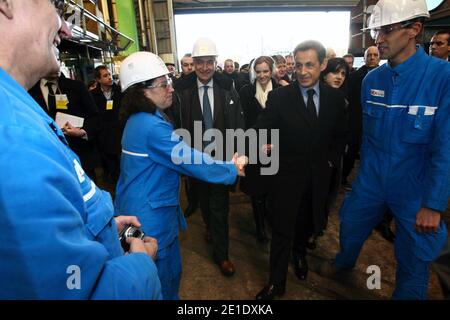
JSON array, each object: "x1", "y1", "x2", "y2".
[
  {"x1": 342, "y1": 46, "x2": 380, "y2": 190},
  {"x1": 29, "y1": 69, "x2": 101, "y2": 180},
  {"x1": 170, "y1": 37, "x2": 245, "y2": 277},
  {"x1": 255, "y1": 40, "x2": 348, "y2": 300},
  {"x1": 90, "y1": 65, "x2": 122, "y2": 184}
]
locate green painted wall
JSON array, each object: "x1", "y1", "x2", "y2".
[{"x1": 116, "y1": 0, "x2": 139, "y2": 55}]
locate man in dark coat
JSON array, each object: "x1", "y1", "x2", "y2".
[
  {"x1": 90, "y1": 65, "x2": 122, "y2": 184},
  {"x1": 169, "y1": 37, "x2": 245, "y2": 277},
  {"x1": 254, "y1": 40, "x2": 348, "y2": 300},
  {"x1": 342, "y1": 46, "x2": 380, "y2": 189},
  {"x1": 29, "y1": 71, "x2": 100, "y2": 180}
]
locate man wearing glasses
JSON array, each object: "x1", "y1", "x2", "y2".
[
  {"x1": 0, "y1": 0, "x2": 161, "y2": 299},
  {"x1": 320, "y1": 0, "x2": 450, "y2": 299},
  {"x1": 429, "y1": 30, "x2": 450, "y2": 61}
]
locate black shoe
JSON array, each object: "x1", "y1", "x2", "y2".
[
  {"x1": 293, "y1": 255, "x2": 308, "y2": 280},
  {"x1": 255, "y1": 284, "x2": 285, "y2": 300}
]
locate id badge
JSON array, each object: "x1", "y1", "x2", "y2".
[
  {"x1": 56, "y1": 94, "x2": 69, "y2": 109},
  {"x1": 106, "y1": 100, "x2": 114, "y2": 110}
]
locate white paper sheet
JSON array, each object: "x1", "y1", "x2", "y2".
[{"x1": 55, "y1": 112, "x2": 84, "y2": 128}]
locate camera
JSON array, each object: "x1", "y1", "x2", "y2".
[{"x1": 118, "y1": 225, "x2": 145, "y2": 252}]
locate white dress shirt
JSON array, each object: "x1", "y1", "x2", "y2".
[
  {"x1": 40, "y1": 79, "x2": 58, "y2": 109},
  {"x1": 197, "y1": 78, "x2": 214, "y2": 117}
]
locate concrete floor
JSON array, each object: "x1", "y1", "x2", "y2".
[
  {"x1": 98, "y1": 169, "x2": 447, "y2": 300},
  {"x1": 177, "y1": 181, "x2": 447, "y2": 300}
]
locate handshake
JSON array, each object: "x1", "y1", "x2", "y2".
[{"x1": 231, "y1": 153, "x2": 249, "y2": 177}]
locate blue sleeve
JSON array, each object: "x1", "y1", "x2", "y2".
[
  {"x1": 422, "y1": 68, "x2": 450, "y2": 212},
  {"x1": 90, "y1": 253, "x2": 162, "y2": 300},
  {"x1": 146, "y1": 118, "x2": 238, "y2": 185},
  {"x1": 0, "y1": 123, "x2": 160, "y2": 299}
]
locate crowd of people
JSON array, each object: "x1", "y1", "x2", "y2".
[{"x1": 0, "y1": 0, "x2": 449, "y2": 300}]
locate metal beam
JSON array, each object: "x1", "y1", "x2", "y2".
[{"x1": 173, "y1": 0, "x2": 359, "y2": 13}]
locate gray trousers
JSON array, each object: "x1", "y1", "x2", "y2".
[{"x1": 194, "y1": 179, "x2": 230, "y2": 262}]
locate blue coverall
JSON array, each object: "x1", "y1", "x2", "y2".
[
  {"x1": 335, "y1": 46, "x2": 449, "y2": 299},
  {"x1": 0, "y1": 68, "x2": 161, "y2": 299},
  {"x1": 115, "y1": 110, "x2": 238, "y2": 300}
]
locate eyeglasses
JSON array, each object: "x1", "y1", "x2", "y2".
[
  {"x1": 370, "y1": 22, "x2": 413, "y2": 40},
  {"x1": 429, "y1": 41, "x2": 446, "y2": 46},
  {"x1": 145, "y1": 77, "x2": 173, "y2": 90},
  {"x1": 50, "y1": 0, "x2": 67, "y2": 17}
]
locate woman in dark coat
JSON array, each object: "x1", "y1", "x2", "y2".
[{"x1": 239, "y1": 56, "x2": 279, "y2": 243}]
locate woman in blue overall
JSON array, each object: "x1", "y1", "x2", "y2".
[{"x1": 114, "y1": 52, "x2": 246, "y2": 300}]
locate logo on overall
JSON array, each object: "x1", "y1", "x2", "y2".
[{"x1": 370, "y1": 89, "x2": 385, "y2": 98}]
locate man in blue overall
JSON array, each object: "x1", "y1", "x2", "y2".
[
  {"x1": 0, "y1": 0, "x2": 161, "y2": 299},
  {"x1": 321, "y1": 0, "x2": 450, "y2": 299}
]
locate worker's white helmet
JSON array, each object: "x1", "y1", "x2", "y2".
[
  {"x1": 363, "y1": 0, "x2": 429, "y2": 31},
  {"x1": 191, "y1": 37, "x2": 218, "y2": 58},
  {"x1": 119, "y1": 52, "x2": 169, "y2": 92}
]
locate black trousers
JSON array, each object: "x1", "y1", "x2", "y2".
[
  {"x1": 184, "y1": 176, "x2": 199, "y2": 211},
  {"x1": 100, "y1": 152, "x2": 120, "y2": 182},
  {"x1": 268, "y1": 178, "x2": 314, "y2": 288},
  {"x1": 194, "y1": 179, "x2": 230, "y2": 262},
  {"x1": 342, "y1": 133, "x2": 361, "y2": 184}
]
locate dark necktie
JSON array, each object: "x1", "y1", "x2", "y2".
[
  {"x1": 202, "y1": 85, "x2": 214, "y2": 148},
  {"x1": 202, "y1": 86, "x2": 213, "y2": 130},
  {"x1": 306, "y1": 89, "x2": 318, "y2": 122},
  {"x1": 46, "y1": 81, "x2": 57, "y2": 119}
]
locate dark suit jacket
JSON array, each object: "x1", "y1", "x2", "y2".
[
  {"x1": 90, "y1": 84, "x2": 123, "y2": 155},
  {"x1": 171, "y1": 71, "x2": 245, "y2": 161},
  {"x1": 28, "y1": 75, "x2": 101, "y2": 171},
  {"x1": 255, "y1": 80, "x2": 348, "y2": 236},
  {"x1": 347, "y1": 65, "x2": 375, "y2": 136}
]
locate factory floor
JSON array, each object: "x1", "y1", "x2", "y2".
[{"x1": 98, "y1": 169, "x2": 447, "y2": 300}]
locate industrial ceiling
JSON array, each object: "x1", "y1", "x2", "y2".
[{"x1": 173, "y1": 0, "x2": 361, "y2": 13}]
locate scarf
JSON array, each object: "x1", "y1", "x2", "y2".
[{"x1": 255, "y1": 80, "x2": 272, "y2": 109}]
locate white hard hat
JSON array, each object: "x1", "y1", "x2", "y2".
[
  {"x1": 191, "y1": 37, "x2": 218, "y2": 58},
  {"x1": 119, "y1": 51, "x2": 169, "y2": 92},
  {"x1": 364, "y1": 0, "x2": 430, "y2": 31}
]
